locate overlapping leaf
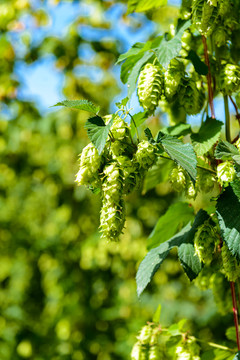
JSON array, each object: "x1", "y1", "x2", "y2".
[
  {"x1": 215, "y1": 140, "x2": 239, "y2": 160},
  {"x1": 127, "y1": 0, "x2": 167, "y2": 14},
  {"x1": 84, "y1": 115, "x2": 114, "y2": 154},
  {"x1": 216, "y1": 186, "x2": 240, "y2": 260},
  {"x1": 52, "y1": 99, "x2": 100, "y2": 114},
  {"x1": 191, "y1": 117, "x2": 223, "y2": 156},
  {"x1": 136, "y1": 210, "x2": 208, "y2": 296}
]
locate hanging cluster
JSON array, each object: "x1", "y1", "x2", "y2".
[
  {"x1": 76, "y1": 114, "x2": 158, "y2": 241},
  {"x1": 179, "y1": 77, "x2": 205, "y2": 116},
  {"x1": 219, "y1": 64, "x2": 240, "y2": 95},
  {"x1": 131, "y1": 324, "x2": 162, "y2": 360},
  {"x1": 192, "y1": 0, "x2": 219, "y2": 36}
]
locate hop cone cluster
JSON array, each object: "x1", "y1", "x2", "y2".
[
  {"x1": 219, "y1": 64, "x2": 240, "y2": 95},
  {"x1": 76, "y1": 114, "x2": 158, "y2": 241},
  {"x1": 137, "y1": 63, "x2": 164, "y2": 113},
  {"x1": 175, "y1": 338, "x2": 201, "y2": 360},
  {"x1": 194, "y1": 220, "x2": 216, "y2": 263},
  {"x1": 169, "y1": 166, "x2": 186, "y2": 192},
  {"x1": 131, "y1": 324, "x2": 162, "y2": 360}
]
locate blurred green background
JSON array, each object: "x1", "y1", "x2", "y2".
[{"x1": 0, "y1": 1, "x2": 236, "y2": 359}]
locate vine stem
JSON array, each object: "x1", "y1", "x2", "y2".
[
  {"x1": 230, "y1": 281, "x2": 240, "y2": 351},
  {"x1": 224, "y1": 95, "x2": 231, "y2": 142},
  {"x1": 202, "y1": 36, "x2": 215, "y2": 119}
]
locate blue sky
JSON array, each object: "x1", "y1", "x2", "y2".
[{"x1": 10, "y1": 0, "x2": 235, "y2": 126}]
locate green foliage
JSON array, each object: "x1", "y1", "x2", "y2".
[{"x1": 53, "y1": 99, "x2": 100, "y2": 114}]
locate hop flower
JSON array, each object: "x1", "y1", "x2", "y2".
[
  {"x1": 198, "y1": 171, "x2": 216, "y2": 193},
  {"x1": 164, "y1": 59, "x2": 185, "y2": 100},
  {"x1": 134, "y1": 140, "x2": 157, "y2": 170},
  {"x1": 100, "y1": 198, "x2": 125, "y2": 241},
  {"x1": 194, "y1": 220, "x2": 216, "y2": 263},
  {"x1": 169, "y1": 166, "x2": 186, "y2": 192},
  {"x1": 219, "y1": 64, "x2": 240, "y2": 95},
  {"x1": 137, "y1": 325, "x2": 153, "y2": 345},
  {"x1": 192, "y1": 0, "x2": 219, "y2": 36},
  {"x1": 116, "y1": 155, "x2": 139, "y2": 194},
  {"x1": 222, "y1": 242, "x2": 240, "y2": 282},
  {"x1": 195, "y1": 266, "x2": 212, "y2": 290},
  {"x1": 185, "y1": 182, "x2": 198, "y2": 200},
  {"x1": 102, "y1": 162, "x2": 124, "y2": 203},
  {"x1": 210, "y1": 272, "x2": 232, "y2": 314},
  {"x1": 138, "y1": 63, "x2": 164, "y2": 113},
  {"x1": 75, "y1": 143, "x2": 102, "y2": 186},
  {"x1": 148, "y1": 345, "x2": 162, "y2": 360},
  {"x1": 176, "y1": 339, "x2": 200, "y2": 360},
  {"x1": 109, "y1": 115, "x2": 133, "y2": 157},
  {"x1": 216, "y1": 161, "x2": 235, "y2": 185},
  {"x1": 179, "y1": 78, "x2": 205, "y2": 115},
  {"x1": 218, "y1": 0, "x2": 233, "y2": 17},
  {"x1": 131, "y1": 342, "x2": 148, "y2": 360}
]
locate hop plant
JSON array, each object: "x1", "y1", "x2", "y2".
[
  {"x1": 100, "y1": 198, "x2": 125, "y2": 241},
  {"x1": 116, "y1": 155, "x2": 138, "y2": 194},
  {"x1": 169, "y1": 166, "x2": 186, "y2": 192},
  {"x1": 131, "y1": 342, "x2": 148, "y2": 360},
  {"x1": 194, "y1": 220, "x2": 216, "y2": 263},
  {"x1": 221, "y1": 242, "x2": 240, "y2": 282},
  {"x1": 148, "y1": 345, "x2": 162, "y2": 360},
  {"x1": 164, "y1": 59, "x2": 185, "y2": 101},
  {"x1": 137, "y1": 63, "x2": 164, "y2": 113},
  {"x1": 75, "y1": 143, "x2": 102, "y2": 186},
  {"x1": 134, "y1": 140, "x2": 157, "y2": 170},
  {"x1": 192, "y1": 0, "x2": 219, "y2": 36},
  {"x1": 195, "y1": 266, "x2": 212, "y2": 290},
  {"x1": 137, "y1": 324, "x2": 153, "y2": 345},
  {"x1": 218, "y1": 0, "x2": 233, "y2": 17},
  {"x1": 219, "y1": 64, "x2": 240, "y2": 95},
  {"x1": 109, "y1": 115, "x2": 133, "y2": 157},
  {"x1": 198, "y1": 170, "x2": 216, "y2": 193},
  {"x1": 185, "y1": 181, "x2": 198, "y2": 200},
  {"x1": 179, "y1": 78, "x2": 205, "y2": 115},
  {"x1": 176, "y1": 338, "x2": 200, "y2": 360},
  {"x1": 216, "y1": 161, "x2": 235, "y2": 185},
  {"x1": 102, "y1": 162, "x2": 124, "y2": 203}
]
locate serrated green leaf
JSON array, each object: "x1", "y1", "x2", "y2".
[
  {"x1": 216, "y1": 186, "x2": 240, "y2": 260},
  {"x1": 148, "y1": 202, "x2": 195, "y2": 249},
  {"x1": 186, "y1": 50, "x2": 208, "y2": 75},
  {"x1": 144, "y1": 127, "x2": 154, "y2": 142},
  {"x1": 152, "y1": 304, "x2": 161, "y2": 323},
  {"x1": 161, "y1": 123, "x2": 192, "y2": 137},
  {"x1": 233, "y1": 352, "x2": 240, "y2": 360},
  {"x1": 167, "y1": 324, "x2": 181, "y2": 336},
  {"x1": 226, "y1": 326, "x2": 240, "y2": 342},
  {"x1": 120, "y1": 53, "x2": 143, "y2": 84},
  {"x1": 127, "y1": 51, "x2": 153, "y2": 99},
  {"x1": 160, "y1": 135, "x2": 197, "y2": 182},
  {"x1": 155, "y1": 20, "x2": 191, "y2": 68},
  {"x1": 116, "y1": 43, "x2": 145, "y2": 64},
  {"x1": 178, "y1": 243, "x2": 201, "y2": 280},
  {"x1": 143, "y1": 159, "x2": 172, "y2": 194},
  {"x1": 136, "y1": 210, "x2": 207, "y2": 296},
  {"x1": 84, "y1": 115, "x2": 114, "y2": 155},
  {"x1": 202, "y1": 349, "x2": 235, "y2": 360},
  {"x1": 231, "y1": 179, "x2": 240, "y2": 199},
  {"x1": 127, "y1": 0, "x2": 167, "y2": 14},
  {"x1": 52, "y1": 99, "x2": 100, "y2": 114},
  {"x1": 130, "y1": 111, "x2": 148, "y2": 136},
  {"x1": 115, "y1": 97, "x2": 129, "y2": 109},
  {"x1": 191, "y1": 117, "x2": 223, "y2": 156},
  {"x1": 215, "y1": 140, "x2": 239, "y2": 160}
]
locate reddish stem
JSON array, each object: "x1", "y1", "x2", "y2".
[
  {"x1": 230, "y1": 281, "x2": 240, "y2": 350},
  {"x1": 202, "y1": 36, "x2": 215, "y2": 119}
]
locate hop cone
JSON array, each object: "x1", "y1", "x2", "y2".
[
  {"x1": 192, "y1": 0, "x2": 219, "y2": 36},
  {"x1": 100, "y1": 162, "x2": 125, "y2": 241},
  {"x1": 179, "y1": 78, "x2": 205, "y2": 115},
  {"x1": 213, "y1": 26, "x2": 228, "y2": 47},
  {"x1": 216, "y1": 161, "x2": 235, "y2": 185},
  {"x1": 218, "y1": 0, "x2": 233, "y2": 17},
  {"x1": 194, "y1": 220, "x2": 216, "y2": 263},
  {"x1": 116, "y1": 155, "x2": 138, "y2": 194},
  {"x1": 195, "y1": 266, "x2": 212, "y2": 290},
  {"x1": 222, "y1": 242, "x2": 240, "y2": 282},
  {"x1": 219, "y1": 64, "x2": 240, "y2": 95},
  {"x1": 198, "y1": 171, "x2": 216, "y2": 193},
  {"x1": 137, "y1": 325, "x2": 153, "y2": 345},
  {"x1": 169, "y1": 166, "x2": 186, "y2": 192},
  {"x1": 135, "y1": 140, "x2": 157, "y2": 170},
  {"x1": 138, "y1": 63, "x2": 164, "y2": 113},
  {"x1": 131, "y1": 342, "x2": 148, "y2": 360},
  {"x1": 75, "y1": 143, "x2": 101, "y2": 186},
  {"x1": 210, "y1": 272, "x2": 232, "y2": 314},
  {"x1": 164, "y1": 59, "x2": 185, "y2": 100},
  {"x1": 110, "y1": 115, "x2": 133, "y2": 157},
  {"x1": 180, "y1": 0, "x2": 192, "y2": 20},
  {"x1": 185, "y1": 182, "x2": 198, "y2": 200}
]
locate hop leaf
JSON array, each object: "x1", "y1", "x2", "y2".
[
  {"x1": 222, "y1": 242, "x2": 240, "y2": 282},
  {"x1": 219, "y1": 64, "x2": 240, "y2": 95},
  {"x1": 194, "y1": 220, "x2": 216, "y2": 263},
  {"x1": 137, "y1": 63, "x2": 164, "y2": 113},
  {"x1": 217, "y1": 161, "x2": 236, "y2": 185}
]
